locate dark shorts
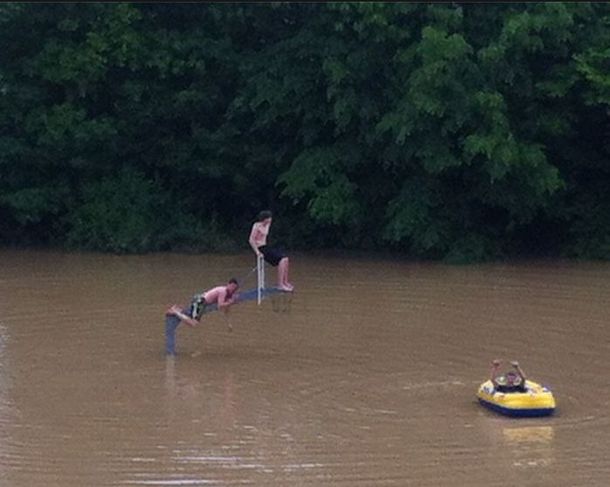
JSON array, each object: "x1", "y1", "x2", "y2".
[
  {"x1": 187, "y1": 294, "x2": 212, "y2": 321},
  {"x1": 258, "y1": 245, "x2": 287, "y2": 267}
]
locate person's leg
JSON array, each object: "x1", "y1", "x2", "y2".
[
  {"x1": 278, "y1": 257, "x2": 293, "y2": 291},
  {"x1": 165, "y1": 313, "x2": 182, "y2": 355},
  {"x1": 283, "y1": 257, "x2": 293, "y2": 289},
  {"x1": 278, "y1": 257, "x2": 289, "y2": 288},
  {"x1": 277, "y1": 257, "x2": 286, "y2": 288}
]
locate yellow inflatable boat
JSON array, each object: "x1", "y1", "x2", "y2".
[{"x1": 477, "y1": 380, "x2": 556, "y2": 417}]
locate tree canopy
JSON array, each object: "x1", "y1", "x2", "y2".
[{"x1": 1, "y1": 3, "x2": 610, "y2": 261}]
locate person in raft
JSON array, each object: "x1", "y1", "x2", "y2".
[
  {"x1": 164, "y1": 278, "x2": 239, "y2": 355},
  {"x1": 248, "y1": 210, "x2": 294, "y2": 291},
  {"x1": 491, "y1": 359, "x2": 527, "y2": 393}
]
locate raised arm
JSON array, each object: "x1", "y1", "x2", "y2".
[
  {"x1": 511, "y1": 361, "x2": 527, "y2": 381},
  {"x1": 490, "y1": 359, "x2": 501, "y2": 384}
]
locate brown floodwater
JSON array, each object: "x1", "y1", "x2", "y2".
[{"x1": 0, "y1": 249, "x2": 609, "y2": 486}]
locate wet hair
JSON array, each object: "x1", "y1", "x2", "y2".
[
  {"x1": 257, "y1": 210, "x2": 272, "y2": 222},
  {"x1": 228, "y1": 277, "x2": 239, "y2": 287}
]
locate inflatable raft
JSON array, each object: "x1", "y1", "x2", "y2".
[{"x1": 477, "y1": 380, "x2": 556, "y2": 417}]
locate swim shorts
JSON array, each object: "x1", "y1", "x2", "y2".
[
  {"x1": 188, "y1": 294, "x2": 212, "y2": 321},
  {"x1": 258, "y1": 245, "x2": 287, "y2": 267}
]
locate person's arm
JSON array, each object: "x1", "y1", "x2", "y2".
[
  {"x1": 511, "y1": 361, "x2": 526, "y2": 381},
  {"x1": 224, "y1": 312, "x2": 233, "y2": 333},
  {"x1": 491, "y1": 359, "x2": 501, "y2": 385},
  {"x1": 249, "y1": 224, "x2": 262, "y2": 257},
  {"x1": 217, "y1": 288, "x2": 235, "y2": 311}
]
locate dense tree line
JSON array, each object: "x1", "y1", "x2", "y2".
[{"x1": 1, "y1": 3, "x2": 610, "y2": 261}]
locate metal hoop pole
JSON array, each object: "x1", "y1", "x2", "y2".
[
  {"x1": 261, "y1": 256, "x2": 265, "y2": 291},
  {"x1": 257, "y1": 254, "x2": 265, "y2": 305}
]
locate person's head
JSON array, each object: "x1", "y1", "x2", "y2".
[
  {"x1": 227, "y1": 277, "x2": 239, "y2": 295},
  {"x1": 257, "y1": 210, "x2": 272, "y2": 225},
  {"x1": 506, "y1": 371, "x2": 522, "y2": 386}
]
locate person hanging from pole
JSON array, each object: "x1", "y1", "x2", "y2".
[
  {"x1": 164, "y1": 278, "x2": 239, "y2": 356},
  {"x1": 248, "y1": 210, "x2": 294, "y2": 292}
]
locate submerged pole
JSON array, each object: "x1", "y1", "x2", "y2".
[{"x1": 257, "y1": 254, "x2": 265, "y2": 305}]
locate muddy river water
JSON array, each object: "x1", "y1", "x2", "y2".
[{"x1": 1, "y1": 249, "x2": 609, "y2": 486}]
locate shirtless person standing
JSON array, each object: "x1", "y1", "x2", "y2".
[
  {"x1": 164, "y1": 278, "x2": 239, "y2": 356},
  {"x1": 249, "y1": 210, "x2": 293, "y2": 291}
]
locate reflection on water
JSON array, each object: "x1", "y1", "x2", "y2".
[
  {"x1": 503, "y1": 425, "x2": 555, "y2": 443},
  {"x1": 503, "y1": 426, "x2": 555, "y2": 469},
  {"x1": 1, "y1": 250, "x2": 610, "y2": 486}
]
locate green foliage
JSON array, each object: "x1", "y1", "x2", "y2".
[
  {"x1": 65, "y1": 168, "x2": 238, "y2": 253},
  {"x1": 1, "y1": 3, "x2": 610, "y2": 260},
  {"x1": 383, "y1": 179, "x2": 450, "y2": 255},
  {"x1": 278, "y1": 146, "x2": 360, "y2": 226},
  {"x1": 66, "y1": 168, "x2": 163, "y2": 253},
  {"x1": 1, "y1": 184, "x2": 70, "y2": 225}
]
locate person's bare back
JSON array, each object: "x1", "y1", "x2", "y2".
[
  {"x1": 203, "y1": 284, "x2": 239, "y2": 310},
  {"x1": 203, "y1": 286, "x2": 230, "y2": 307}
]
